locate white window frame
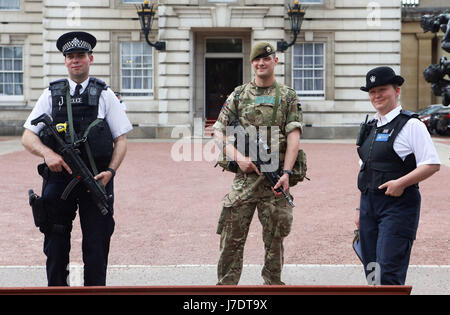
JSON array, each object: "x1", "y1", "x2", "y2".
[
  {"x1": 120, "y1": 41, "x2": 154, "y2": 98},
  {"x1": 292, "y1": 42, "x2": 325, "y2": 100},
  {"x1": 0, "y1": 45, "x2": 24, "y2": 103}
]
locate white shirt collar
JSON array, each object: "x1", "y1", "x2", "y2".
[
  {"x1": 68, "y1": 77, "x2": 89, "y2": 95},
  {"x1": 374, "y1": 105, "x2": 402, "y2": 127}
]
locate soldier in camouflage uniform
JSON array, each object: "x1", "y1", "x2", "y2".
[{"x1": 213, "y1": 42, "x2": 303, "y2": 285}]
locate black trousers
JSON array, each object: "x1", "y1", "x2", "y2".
[
  {"x1": 42, "y1": 172, "x2": 115, "y2": 286},
  {"x1": 359, "y1": 187, "x2": 420, "y2": 285}
]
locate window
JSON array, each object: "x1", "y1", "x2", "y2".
[
  {"x1": 0, "y1": 0, "x2": 19, "y2": 10},
  {"x1": 292, "y1": 43, "x2": 324, "y2": 98},
  {"x1": 120, "y1": 42, "x2": 153, "y2": 97},
  {"x1": 122, "y1": 0, "x2": 141, "y2": 3},
  {"x1": 0, "y1": 46, "x2": 23, "y2": 96},
  {"x1": 301, "y1": 0, "x2": 322, "y2": 3}
]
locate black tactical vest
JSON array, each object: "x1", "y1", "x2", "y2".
[
  {"x1": 40, "y1": 78, "x2": 114, "y2": 173},
  {"x1": 357, "y1": 110, "x2": 419, "y2": 193}
]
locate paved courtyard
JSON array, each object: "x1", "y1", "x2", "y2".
[{"x1": 0, "y1": 136, "x2": 448, "y2": 294}]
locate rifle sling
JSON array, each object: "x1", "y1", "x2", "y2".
[{"x1": 65, "y1": 86, "x2": 106, "y2": 194}]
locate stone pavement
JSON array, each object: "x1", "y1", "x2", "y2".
[
  {"x1": 0, "y1": 264, "x2": 448, "y2": 295},
  {"x1": 0, "y1": 136, "x2": 448, "y2": 295}
]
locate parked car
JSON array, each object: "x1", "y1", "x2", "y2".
[
  {"x1": 418, "y1": 104, "x2": 445, "y2": 131},
  {"x1": 429, "y1": 107, "x2": 450, "y2": 135}
]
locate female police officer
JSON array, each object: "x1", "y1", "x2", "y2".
[
  {"x1": 356, "y1": 66, "x2": 440, "y2": 285},
  {"x1": 22, "y1": 31, "x2": 132, "y2": 286}
]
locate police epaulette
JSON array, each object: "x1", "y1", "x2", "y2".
[
  {"x1": 400, "y1": 110, "x2": 419, "y2": 118},
  {"x1": 49, "y1": 79, "x2": 68, "y2": 90},
  {"x1": 89, "y1": 77, "x2": 108, "y2": 90}
]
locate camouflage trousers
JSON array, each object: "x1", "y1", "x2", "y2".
[{"x1": 216, "y1": 172, "x2": 293, "y2": 285}]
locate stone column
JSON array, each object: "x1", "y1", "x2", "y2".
[{"x1": 416, "y1": 32, "x2": 434, "y2": 109}]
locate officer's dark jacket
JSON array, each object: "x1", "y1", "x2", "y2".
[
  {"x1": 39, "y1": 77, "x2": 114, "y2": 172},
  {"x1": 357, "y1": 110, "x2": 419, "y2": 193}
]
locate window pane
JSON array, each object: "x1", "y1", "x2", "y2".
[
  {"x1": 315, "y1": 79, "x2": 324, "y2": 91},
  {"x1": 14, "y1": 60, "x2": 22, "y2": 71},
  {"x1": 15, "y1": 84, "x2": 23, "y2": 95},
  {"x1": 304, "y1": 44, "x2": 313, "y2": 55},
  {"x1": 121, "y1": 42, "x2": 130, "y2": 54},
  {"x1": 294, "y1": 79, "x2": 303, "y2": 91},
  {"x1": 132, "y1": 42, "x2": 143, "y2": 55},
  {"x1": 122, "y1": 77, "x2": 131, "y2": 89},
  {"x1": 293, "y1": 70, "x2": 302, "y2": 78},
  {"x1": 133, "y1": 69, "x2": 142, "y2": 77},
  {"x1": 143, "y1": 55, "x2": 152, "y2": 67},
  {"x1": 315, "y1": 43, "x2": 323, "y2": 55},
  {"x1": 206, "y1": 38, "x2": 242, "y2": 53},
  {"x1": 304, "y1": 56, "x2": 313, "y2": 67},
  {"x1": 305, "y1": 79, "x2": 313, "y2": 90},
  {"x1": 133, "y1": 56, "x2": 142, "y2": 67},
  {"x1": 314, "y1": 56, "x2": 323, "y2": 67},
  {"x1": 4, "y1": 47, "x2": 13, "y2": 58},
  {"x1": 14, "y1": 46, "x2": 22, "y2": 58},
  {"x1": 5, "y1": 84, "x2": 13, "y2": 94},
  {"x1": 293, "y1": 56, "x2": 303, "y2": 67},
  {"x1": 133, "y1": 77, "x2": 142, "y2": 89}
]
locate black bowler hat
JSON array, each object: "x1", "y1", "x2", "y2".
[
  {"x1": 360, "y1": 66, "x2": 404, "y2": 92},
  {"x1": 56, "y1": 31, "x2": 97, "y2": 55}
]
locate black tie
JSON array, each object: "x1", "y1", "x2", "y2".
[{"x1": 74, "y1": 84, "x2": 82, "y2": 96}]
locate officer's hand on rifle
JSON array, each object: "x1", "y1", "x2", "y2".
[
  {"x1": 43, "y1": 149, "x2": 72, "y2": 174},
  {"x1": 94, "y1": 170, "x2": 114, "y2": 187},
  {"x1": 272, "y1": 173, "x2": 289, "y2": 197}
]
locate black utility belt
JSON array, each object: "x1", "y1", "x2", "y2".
[{"x1": 364, "y1": 185, "x2": 419, "y2": 195}]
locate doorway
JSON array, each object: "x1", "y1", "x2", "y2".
[{"x1": 205, "y1": 58, "x2": 243, "y2": 120}]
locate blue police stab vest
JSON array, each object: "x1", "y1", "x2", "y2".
[
  {"x1": 40, "y1": 77, "x2": 114, "y2": 172},
  {"x1": 357, "y1": 110, "x2": 419, "y2": 193}
]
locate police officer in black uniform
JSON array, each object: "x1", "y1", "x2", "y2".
[
  {"x1": 22, "y1": 31, "x2": 132, "y2": 286},
  {"x1": 356, "y1": 67, "x2": 440, "y2": 285}
]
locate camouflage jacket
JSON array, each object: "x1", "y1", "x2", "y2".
[{"x1": 213, "y1": 81, "x2": 303, "y2": 157}]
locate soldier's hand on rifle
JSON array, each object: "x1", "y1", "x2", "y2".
[
  {"x1": 237, "y1": 156, "x2": 261, "y2": 175},
  {"x1": 43, "y1": 150, "x2": 72, "y2": 174},
  {"x1": 272, "y1": 173, "x2": 289, "y2": 197}
]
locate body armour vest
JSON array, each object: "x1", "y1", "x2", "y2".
[
  {"x1": 357, "y1": 110, "x2": 419, "y2": 193},
  {"x1": 39, "y1": 77, "x2": 114, "y2": 173}
]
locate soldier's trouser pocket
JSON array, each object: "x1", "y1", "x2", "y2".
[{"x1": 216, "y1": 206, "x2": 230, "y2": 235}]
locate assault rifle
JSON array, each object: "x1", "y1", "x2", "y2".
[
  {"x1": 30, "y1": 113, "x2": 111, "y2": 216},
  {"x1": 228, "y1": 118, "x2": 295, "y2": 208}
]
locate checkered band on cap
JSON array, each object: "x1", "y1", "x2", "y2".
[{"x1": 62, "y1": 37, "x2": 92, "y2": 53}]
